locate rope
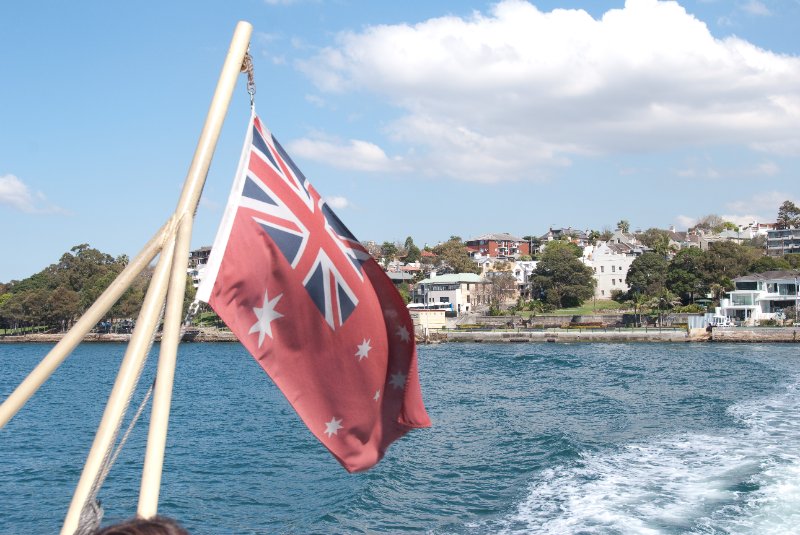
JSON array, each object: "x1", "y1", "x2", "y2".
[{"x1": 75, "y1": 304, "x2": 165, "y2": 535}]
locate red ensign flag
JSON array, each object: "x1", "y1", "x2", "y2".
[{"x1": 197, "y1": 111, "x2": 431, "y2": 472}]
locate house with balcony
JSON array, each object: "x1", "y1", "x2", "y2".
[
  {"x1": 466, "y1": 233, "x2": 530, "y2": 259},
  {"x1": 766, "y1": 228, "x2": 800, "y2": 257},
  {"x1": 412, "y1": 272, "x2": 490, "y2": 315},
  {"x1": 718, "y1": 270, "x2": 800, "y2": 324}
]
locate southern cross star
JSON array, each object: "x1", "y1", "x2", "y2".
[
  {"x1": 395, "y1": 325, "x2": 410, "y2": 342},
  {"x1": 373, "y1": 389, "x2": 381, "y2": 402},
  {"x1": 355, "y1": 339, "x2": 372, "y2": 361},
  {"x1": 324, "y1": 417, "x2": 343, "y2": 437},
  {"x1": 389, "y1": 371, "x2": 407, "y2": 390},
  {"x1": 248, "y1": 288, "x2": 284, "y2": 348}
]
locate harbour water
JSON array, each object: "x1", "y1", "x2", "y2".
[{"x1": 2, "y1": 342, "x2": 799, "y2": 534}]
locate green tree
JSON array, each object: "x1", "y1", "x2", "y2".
[
  {"x1": 45, "y1": 286, "x2": 81, "y2": 331},
  {"x1": 703, "y1": 241, "x2": 761, "y2": 285},
  {"x1": 530, "y1": 241, "x2": 595, "y2": 308},
  {"x1": 749, "y1": 256, "x2": 791, "y2": 273},
  {"x1": 431, "y1": 237, "x2": 480, "y2": 274},
  {"x1": 626, "y1": 252, "x2": 668, "y2": 297},
  {"x1": 777, "y1": 200, "x2": 800, "y2": 229},
  {"x1": 380, "y1": 241, "x2": 398, "y2": 264},
  {"x1": 785, "y1": 254, "x2": 800, "y2": 269},
  {"x1": 666, "y1": 248, "x2": 707, "y2": 304},
  {"x1": 616, "y1": 220, "x2": 630, "y2": 233},
  {"x1": 638, "y1": 228, "x2": 671, "y2": 257},
  {"x1": 403, "y1": 236, "x2": 421, "y2": 263}
]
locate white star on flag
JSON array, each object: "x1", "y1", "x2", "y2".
[
  {"x1": 355, "y1": 339, "x2": 372, "y2": 361},
  {"x1": 373, "y1": 389, "x2": 381, "y2": 402},
  {"x1": 389, "y1": 371, "x2": 407, "y2": 390},
  {"x1": 395, "y1": 325, "x2": 410, "y2": 342},
  {"x1": 324, "y1": 417, "x2": 343, "y2": 437},
  {"x1": 248, "y1": 288, "x2": 284, "y2": 348}
]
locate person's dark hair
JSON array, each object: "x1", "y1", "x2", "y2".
[{"x1": 94, "y1": 515, "x2": 189, "y2": 535}]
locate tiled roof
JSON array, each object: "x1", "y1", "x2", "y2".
[
  {"x1": 734, "y1": 270, "x2": 800, "y2": 282},
  {"x1": 467, "y1": 232, "x2": 524, "y2": 242}
]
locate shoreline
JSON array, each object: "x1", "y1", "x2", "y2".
[{"x1": 2, "y1": 327, "x2": 799, "y2": 344}]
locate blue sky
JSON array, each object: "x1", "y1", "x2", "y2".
[{"x1": 1, "y1": 0, "x2": 798, "y2": 281}]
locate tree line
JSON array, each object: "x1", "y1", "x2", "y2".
[{"x1": 0, "y1": 244, "x2": 195, "y2": 334}]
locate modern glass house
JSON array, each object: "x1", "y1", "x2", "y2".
[{"x1": 718, "y1": 270, "x2": 800, "y2": 323}]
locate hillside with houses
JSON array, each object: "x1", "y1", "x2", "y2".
[{"x1": 2, "y1": 202, "x2": 799, "y2": 334}]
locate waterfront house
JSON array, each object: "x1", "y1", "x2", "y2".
[
  {"x1": 718, "y1": 270, "x2": 800, "y2": 324},
  {"x1": 581, "y1": 242, "x2": 640, "y2": 299},
  {"x1": 413, "y1": 272, "x2": 490, "y2": 315}
]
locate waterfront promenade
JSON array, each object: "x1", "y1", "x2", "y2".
[{"x1": 3, "y1": 326, "x2": 799, "y2": 344}]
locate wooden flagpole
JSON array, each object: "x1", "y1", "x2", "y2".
[
  {"x1": 139, "y1": 19, "x2": 253, "y2": 516},
  {"x1": 59, "y1": 20, "x2": 253, "y2": 534}
]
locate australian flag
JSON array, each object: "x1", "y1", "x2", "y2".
[{"x1": 197, "y1": 111, "x2": 430, "y2": 472}]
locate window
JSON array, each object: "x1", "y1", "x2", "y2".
[
  {"x1": 612, "y1": 266, "x2": 615, "y2": 272},
  {"x1": 612, "y1": 279, "x2": 615, "y2": 285},
  {"x1": 601, "y1": 290, "x2": 605, "y2": 296},
  {"x1": 601, "y1": 266, "x2": 605, "y2": 273},
  {"x1": 439, "y1": 297, "x2": 449, "y2": 303}
]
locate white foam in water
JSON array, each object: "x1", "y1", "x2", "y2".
[{"x1": 495, "y1": 381, "x2": 800, "y2": 535}]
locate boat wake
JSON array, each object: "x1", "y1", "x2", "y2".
[{"x1": 488, "y1": 379, "x2": 800, "y2": 534}]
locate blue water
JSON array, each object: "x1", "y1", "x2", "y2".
[{"x1": 1, "y1": 342, "x2": 799, "y2": 534}]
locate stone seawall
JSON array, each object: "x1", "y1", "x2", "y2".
[
  {"x1": 711, "y1": 327, "x2": 800, "y2": 343},
  {"x1": 440, "y1": 330, "x2": 692, "y2": 343},
  {"x1": 0, "y1": 328, "x2": 240, "y2": 344}
]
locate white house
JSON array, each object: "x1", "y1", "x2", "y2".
[
  {"x1": 582, "y1": 242, "x2": 640, "y2": 299},
  {"x1": 718, "y1": 270, "x2": 799, "y2": 324},
  {"x1": 413, "y1": 273, "x2": 489, "y2": 315}
]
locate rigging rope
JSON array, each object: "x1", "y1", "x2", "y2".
[{"x1": 75, "y1": 304, "x2": 165, "y2": 535}]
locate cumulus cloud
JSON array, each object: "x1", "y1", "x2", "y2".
[
  {"x1": 674, "y1": 215, "x2": 698, "y2": 229},
  {"x1": 0, "y1": 174, "x2": 37, "y2": 212},
  {"x1": 298, "y1": 0, "x2": 800, "y2": 181},
  {"x1": 0, "y1": 174, "x2": 66, "y2": 214},
  {"x1": 324, "y1": 195, "x2": 350, "y2": 209},
  {"x1": 754, "y1": 161, "x2": 779, "y2": 175},
  {"x1": 725, "y1": 191, "x2": 797, "y2": 218},
  {"x1": 287, "y1": 137, "x2": 404, "y2": 172},
  {"x1": 741, "y1": 1, "x2": 771, "y2": 16}
]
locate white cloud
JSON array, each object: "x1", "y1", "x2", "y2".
[
  {"x1": 287, "y1": 137, "x2": 404, "y2": 172},
  {"x1": 676, "y1": 167, "x2": 721, "y2": 179},
  {"x1": 675, "y1": 215, "x2": 698, "y2": 229},
  {"x1": 298, "y1": 0, "x2": 800, "y2": 181},
  {"x1": 754, "y1": 161, "x2": 779, "y2": 175},
  {"x1": 324, "y1": 195, "x2": 350, "y2": 209},
  {"x1": 725, "y1": 191, "x2": 797, "y2": 219},
  {"x1": 0, "y1": 174, "x2": 66, "y2": 214},
  {"x1": 741, "y1": 1, "x2": 771, "y2": 16},
  {"x1": 0, "y1": 174, "x2": 36, "y2": 212},
  {"x1": 719, "y1": 213, "x2": 763, "y2": 225}
]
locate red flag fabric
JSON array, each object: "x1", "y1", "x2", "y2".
[{"x1": 197, "y1": 111, "x2": 431, "y2": 472}]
